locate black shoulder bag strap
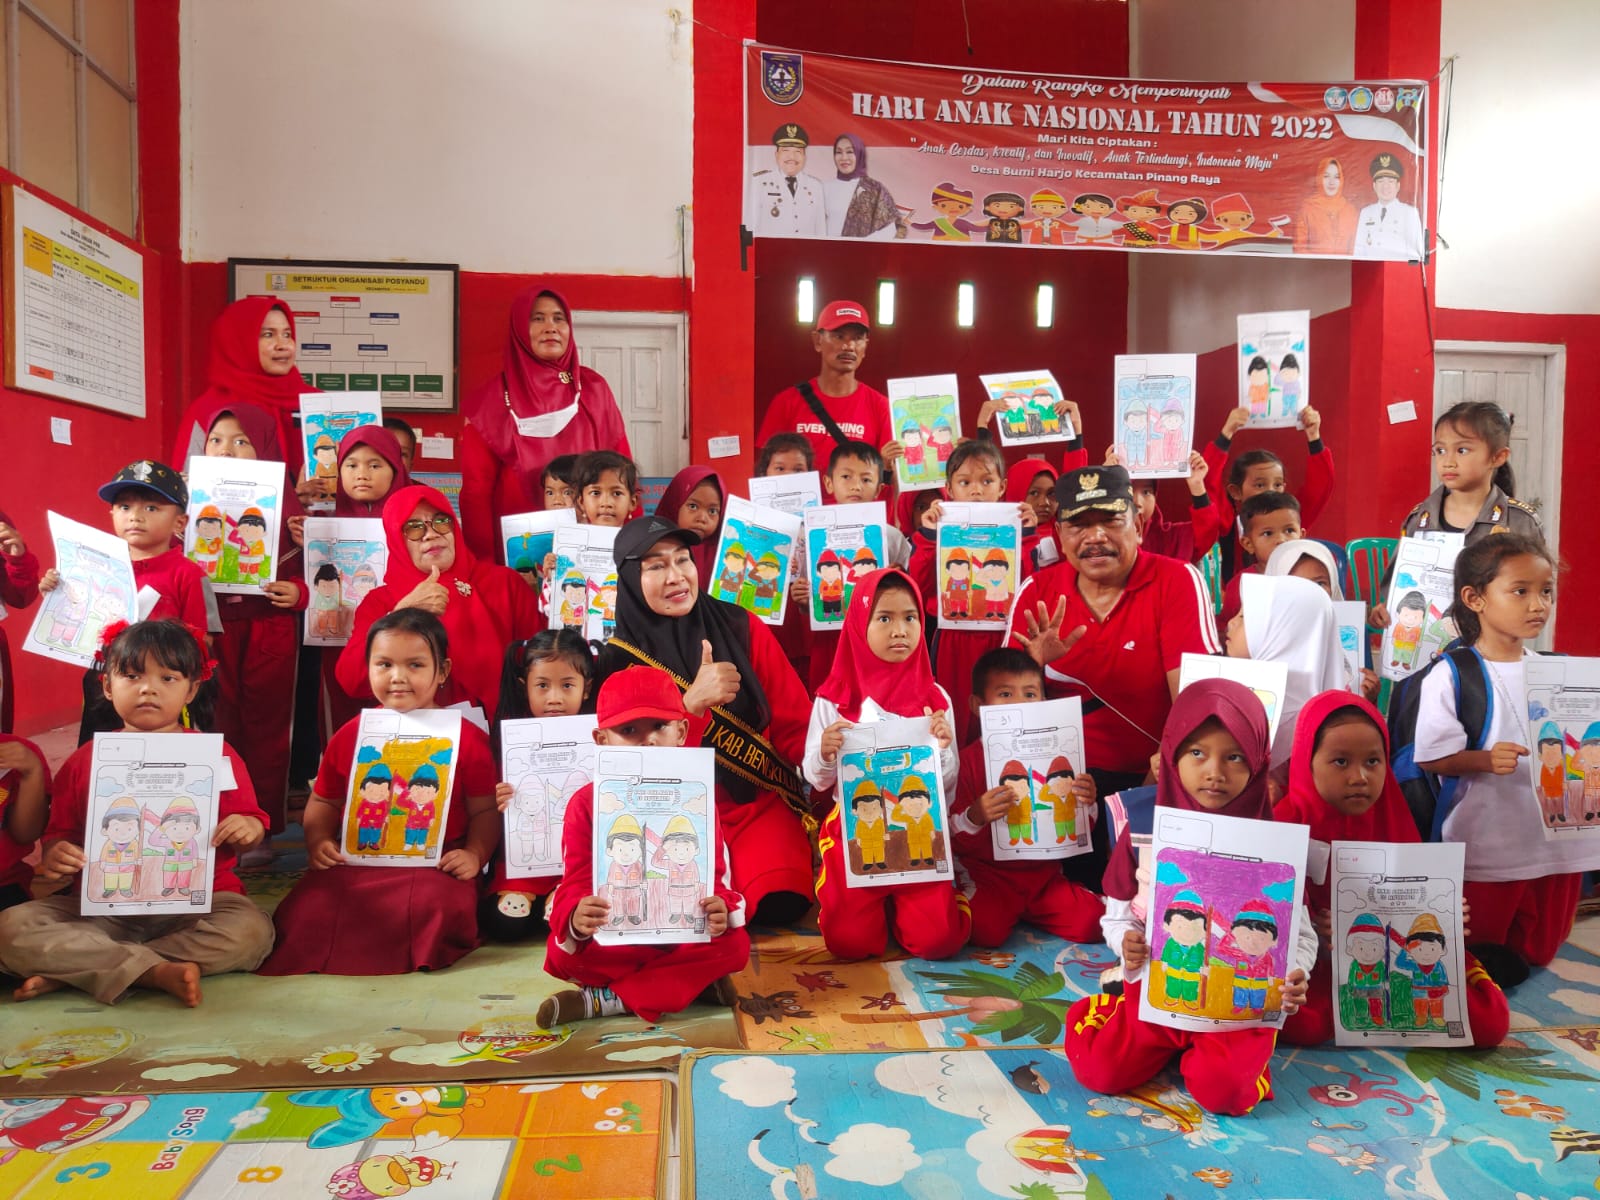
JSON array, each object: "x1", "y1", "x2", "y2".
[{"x1": 795, "y1": 380, "x2": 852, "y2": 449}]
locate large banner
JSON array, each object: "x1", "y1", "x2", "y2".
[{"x1": 745, "y1": 43, "x2": 1427, "y2": 262}]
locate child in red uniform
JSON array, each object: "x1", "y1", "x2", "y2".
[
  {"x1": 0, "y1": 620, "x2": 272, "y2": 1005},
  {"x1": 1202, "y1": 403, "x2": 1334, "y2": 581},
  {"x1": 0, "y1": 733, "x2": 51, "y2": 911},
  {"x1": 537, "y1": 665, "x2": 748, "y2": 1024},
  {"x1": 483, "y1": 629, "x2": 595, "y2": 940},
  {"x1": 1275, "y1": 690, "x2": 1509, "y2": 1047},
  {"x1": 0, "y1": 510, "x2": 42, "y2": 734},
  {"x1": 952, "y1": 649, "x2": 1103, "y2": 946},
  {"x1": 653, "y1": 466, "x2": 725, "y2": 589},
  {"x1": 1215, "y1": 491, "x2": 1309, "y2": 628},
  {"x1": 805, "y1": 568, "x2": 969, "y2": 959},
  {"x1": 40, "y1": 462, "x2": 213, "y2": 744},
  {"x1": 1063, "y1": 679, "x2": 1313, "y2": 1115},
  {"x1": 573, "y1": 451, "x2": 638, "y2": 528},
  {"x1": 261, "y1": 608, "x2": 500, "y2": 975},
  {"x1": 909, "y1": 439, "x2": 1040, "y2": 742}
]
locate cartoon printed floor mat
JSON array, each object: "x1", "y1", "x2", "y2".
[
  {"x1": 0, "y1": 1077, "x2": 668, "y2": 1199},
  {"x1": 729, "y1": 924, "x2": 1120, "y2": 1053},
  {"x1": 0, "y1": 941, "x2": 738, "y2": 1099},
  {"x1": 683, "y1": 1032, "x2": 1600, "y2": 1199}
]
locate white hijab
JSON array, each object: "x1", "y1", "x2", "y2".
[
  {"x1": 1240, "y1": 573, "x2": 1346, "y2": 765},
  {"x1": 1263, "y1": 538, "x2": 1345, "y2": 601}
]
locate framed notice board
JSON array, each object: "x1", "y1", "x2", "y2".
[
  {"x1": 229, "y1": 258, "x2": 460, "y2": 412},
  {"x1": 2, "y1": 182, "x2": 150, "y2": 417}
]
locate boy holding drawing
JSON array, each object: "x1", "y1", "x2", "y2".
[{"x1": 538, "y1": 666, "x2": 747, "y2": 1026}]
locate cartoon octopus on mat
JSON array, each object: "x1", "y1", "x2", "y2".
[{"x1": 1307, "y1": 1066, "x2": 1432, "y2": 1117}]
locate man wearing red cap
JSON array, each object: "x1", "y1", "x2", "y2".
[{"x1": 757, "y1": 300, "x2": 901, "y2": 486}]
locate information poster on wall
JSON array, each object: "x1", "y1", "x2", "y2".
[
  {"x1": 3, "y1": 184, "x2": 148, "y2": 416},
  {"x1": 229, "y1": 259, "x2": 459, "y2": 411}
]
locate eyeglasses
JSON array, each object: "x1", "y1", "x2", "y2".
[{"x1": 401, "y1": 513, "x2": 455, "y2": 540}]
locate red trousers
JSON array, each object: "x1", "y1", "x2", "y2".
[
  {"x1": 543, "y1": 927, "x2": 751, "y2": 1023},
  {"x1": 720, "y1": 793, "x2": 816, "y2": 914},
  {"x1": 1064, "y1": 981, "x2": 1277, "y2": 1116},
  {"x1": 1464, "y1": 873, "x2": 1583, "y2": 966},
  {"x1": 214, "y1": 611, "x2": 299, "y2": 832},
  {"x1": 1281, "y1": 953, "x2": 1510, "y2": 1048},
  {"x1": 815, "y1": 810, "x2": 970, "y2": 960},
  {"x1": 964, "y1": 858, "x2": 1104, "y2": 947}
]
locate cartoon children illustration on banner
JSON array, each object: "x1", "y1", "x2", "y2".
[
  {"x1": 708, "y1": 496, "x2": 801, "y2": 626},
  {"x1": 887, "y1": 375, "x2": 961, "y2": 491},
  {"x1": 837, "y1": 716, "x2": 955, "y2": 888},
  {"x1": 1330, "y1": 840, "x2": 1471, "y2": 1046},
  {"x1": 1140, "y1": 809, "x2": 1308, "y2": 1032},
  {"x1": 82, "y1": 732, "x2": 226, "y2": 916},
  {"x1": 591, "y1": 745, "x2": 717, "y2": 945},
  {"x1": 303, "y1": 517, "x2": 387, "y2": 647},
  {"x1": 340, "y1": 708, "x2": 460, "y2": 867},
  {"x1": 979, "y1": 697, "x2": 1091, "y2": 860},
  {"x1": 1112, "y1": 355, "x2": 1196, "y2": 478},
  {"x1": 1524, "y1": 656, "x2": 1600, "y2": 836},
  {"x1": 1236, "y1": 310, "x2": 1311, "y2": 428}
]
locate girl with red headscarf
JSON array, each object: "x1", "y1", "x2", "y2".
[
  {"x1": 1274, "y1": 691, "x2": 1509, "y2": 1048},
  {"x1": 459, "y1": 286, "x2": 631, "y2": 562},
  {"x1": 652, "y1": 466, "x2": 724, "y2": 587},
  {"x1": 192, "y1": 400, "x2": 307, "y2": 836},
  {"x1": 336, "y1": 486, "x2": 543, "y2": 722},
  {"x1": 0, "y1": 510, "x2": 42, "y2": 734},
  {"x1": 172, "y1": 298, "x2": 312, "y2": 479},
  {"x1": 1064, "y1": 679, "x2": 1316, "y2": 1115},
  {"x1": 804, "y1": 568, "x2": 969, "y2": 960}
]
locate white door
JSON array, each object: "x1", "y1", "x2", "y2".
[
  {"x1": 573, "y1": 311, "x2": 688, "y2": 478},
  {"x1": 1434, "y1": 343, "x2": 1565, "y2": 644}
]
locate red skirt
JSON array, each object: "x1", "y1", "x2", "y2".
[{"x1": 258, "y1": 864, "x2": 480, "y2": 976}]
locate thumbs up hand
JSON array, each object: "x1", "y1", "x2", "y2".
[
  {"x1": 684, "y1": 639, "x2": 740, "y2": 716},
  {"x1": 402, "y1": 564, "x2": 451, "y2": 614}
]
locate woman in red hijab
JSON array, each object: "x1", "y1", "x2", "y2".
[
  {"x1": 191, "y1": 399, "x2": 307, "y2": 838},
  {"x1": 459, "y1": 286, "x2": 631, "y2": 562},
  {"x1": 336, "y1": 485, "x2": 543, "y2": 721},
  {"x1": 172, "y1": 297, "x2": 311, "y2": 477},
  {"x1": 1275, "y1": 691, "x2": 1509, "y2": 1048}
]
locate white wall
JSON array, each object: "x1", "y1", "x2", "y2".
[
  {"x1": 1436, "y1": 0, "x2": 1600, "y2": 315},
  {"x1": 1126, "y1": 0, "x2": 1355, "y2": 353},
  {"x1": 181, "y1": 0, "x2": 693, "y2": 274}
]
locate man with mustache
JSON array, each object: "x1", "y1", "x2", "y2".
[
  {"x1": 756, "y1": 301, "x2": 902, "y2": 494},
  {"x1": 1006, "y1": 466, "x2": 1222, "y2": 800}
]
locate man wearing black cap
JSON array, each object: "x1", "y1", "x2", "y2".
[
  {"x1": 1005, "y1": 466, "x2": 1222, "y2": 795},
  {"x1": 1353, "y1": 152, "x2": 1423, "y2": 260},
  {"x1": 748, "y1": 123, "x2": 826, "y2": 238}
]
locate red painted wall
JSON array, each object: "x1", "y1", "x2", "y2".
[
  {"x1": 3, "y1": 1, "x2": 183, "y2": 734},
  {"x1": 750, "y1": 1, "x2": 1132, "y2": 468}
]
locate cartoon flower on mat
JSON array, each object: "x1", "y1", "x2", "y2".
[
  {"x1": 302, "y1": 1043, "x2": 380, "y2": 1074},
  {"x1": 594, "y1": 1101, "x2": 643, "y2": 1134}
]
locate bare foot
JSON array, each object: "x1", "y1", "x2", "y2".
[
  {"x1": 13, "y1": 976, "x2": 63, "y2": 1002},
  {"x1": 138, "y1": 961, "x2": 202, "y2": 1007}
]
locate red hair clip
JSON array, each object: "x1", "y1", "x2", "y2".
[{"x1": 95, "y1": 617, "x2": 215, "y2": 682}]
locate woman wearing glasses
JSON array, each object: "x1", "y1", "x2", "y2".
[{"x1": 336, "y1": 484, "x2": 544, "y2": 720}]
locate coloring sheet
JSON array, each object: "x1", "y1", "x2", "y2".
[
  {"x1": 979, "y1": 697, "x2": 1091, "y2": 860},
  {"x1": 708, "y1": 495, "x2": 801, "y2": 626},
  {"x1": 81, "y1": 732, "x2": 225, "y2": 916},
  {"x1": 1379, "y1": 534, "x2": 1464, "y2": 682},
  {"x1": 1177, "y1": 653, "x2": 1290, "y2": 747},
  {"x1": 184, "y1": 456, "x2": 284, "y2": 594},
  {"x1": 936, "y1": 502, "x2": 1021, "y2": 632},
  {"x1": 1331, "y1": 840, "x2": 1471, "y2": 1047},
  {"x1": 837, "y1": 716, "x2": 954, "y2": 889},
  {"x1": 1525, "y1": 656, "x2": 1600, "y2": 837},
  {"x1": 499, "y1": 714, "x2": 598, "y2": 880},
  {"x1": 1333, "y1": 599, "x2": 1368, "y2": 695},
  {"x1": 298, "y1": 392, "x2": 381, "y2": 504},
  {"x1": 501, "y1": 508, "x2": 576, "y2": 596},
  {"x1": 748, "y1": 471, "x2": 822, "y2": 517},
  {"x1": 22, "y1": 511, "x2": 137, "y2": 668},
  {"x1": 340, "y1": 707, "x2": 460, "y2": 867},
  {"x1": 1237, "y1": 310, "x2": 1310, "y2": 428},
  {"x1": 592, "y1": 745, "x2": 717, "y2": 945},
  {"x1": 1140, "y1": 808, "x2": 1308, "y2": 1033},
  {"x1": 301, "y1": 517, "x2": 386, "y2": 647},
  {"x1": 978, "y1": 369, "x2": 1074, "y2": 447},
  {"x1": 887, "y1": 374, "x2": 961, "y2": 491},
  {"x1": 1112, "y1": 354, "x2": 1197, "y2": 478},
  {"x1": 547, "y1": 524, "x2": 619, "y2": 644},
  {"x1": 803, "y1": 502, "x2": 888, "y2": 632}
]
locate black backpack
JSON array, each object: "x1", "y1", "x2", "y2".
[{"x1": 1385, "y1": 644, "x2": 1493, "y2": 841}]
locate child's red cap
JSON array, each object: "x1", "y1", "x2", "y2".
[{"x1": 596, "y1": 666, "x2": 688, "y2": 728}]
